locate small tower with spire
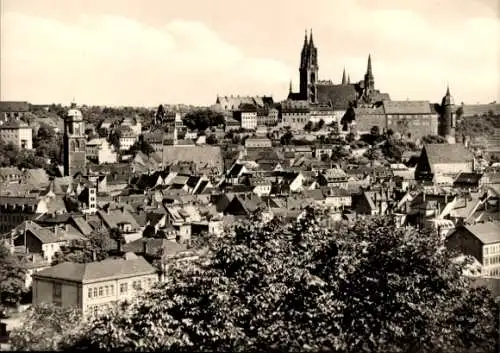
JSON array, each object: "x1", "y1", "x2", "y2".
[
  {"x1": 341, "y1": 68, "x2": 347, "y2": 85},
  {"x1": 347, "y1": 73, "x2": 351, "y2": 85},
  {"x1": 299, "y1": 29, "x2": 318, "y2": 103},
  {"x1": 364, "y1": 54, "x2": 375, "y2": 93},
  {"x1": 439, "y1": 85, "x2": 456, "y2": 144}
]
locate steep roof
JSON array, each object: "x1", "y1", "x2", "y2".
[
  {"x1": 0, "y1": 101, "x2": 30, "y2": 112},
  {"x1": 424, "y1": 144, "x2": 474, "y2": 165},
  {"x1": 13, "y1": 221, "x2": 67, "y2": 244},
  {"x1": 158, "y1": 146, "x2": 223, "y2": 170},
  {"x1": 383, "y1": 101, "x2": 432, "y2": 115},
  {"x1": 316, "y1": 84, "x2": 357, "y2": 110},
  {"x1": 33, "y1": 256, "x2": 156, "y2": 284},
  {"x1": 463, "y1": 221, "x2": 500, "y2": 244}
]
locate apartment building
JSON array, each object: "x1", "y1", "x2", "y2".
[{"x1": 32, "y1": 256, "x2": 158, "y2": 316}]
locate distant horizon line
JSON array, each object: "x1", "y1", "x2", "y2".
[{"x1": 2, "y1": 98, "x2": 498, "y2": 109}]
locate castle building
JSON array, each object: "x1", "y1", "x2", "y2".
[
  {"x1": 288, "y1": 30, "x2": 390, "y2": 110},
  {"x1": 63, "y1": 107, "x2": 87, "y2": 177},
  {"x1": 439, "y1": 86, "x2": 456, "y2": 144},
  {"x1": 287, "y1": 30, "x2": 458, "y2": 142}
]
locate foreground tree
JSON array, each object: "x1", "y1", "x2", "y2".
[
  {"x1": 60, "y1": 209, "x2": 497, "y2": 352},
  {"x1": 0, "y1": 242, "x2": 26, "y2": 316},
  {"x1": 9, "y1": 304, "x2": 83, "y2": 351}
]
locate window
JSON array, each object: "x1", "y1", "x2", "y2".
[
  {"x1": 110, "y1": 285, "x2": 114, "y2": 295},
  {"x1": 88, "y1": 288, "x2": 92, "y2": 299},
  {"x1": 120, "y1": 283, "x2": 128, "y2": 294},
  {"x1": 105, "y1": 286, "x2": 109, "y2": 296},
  {"x1": 53, "y1": 283, "x2": 62, "y2": 300},
  {"x1": 93, "y1": 288, "x2": 98, "y2": 297}
]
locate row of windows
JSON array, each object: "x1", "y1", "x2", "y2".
[
  {"x1": 484, "y1": 255, "x2": 500, "y2": 266},
  {"x1": 485, "y1": 245, "x2": 500, "y2": 255},
  {"x1": 488, "y1": 267, "x2": 500, "y2": 277},
  {"x1": 120, "y1": 278, "x2": 154, "y2": 294},
  {"x1": 88, "y1": 285, "x2": 115, "y2": 298}
]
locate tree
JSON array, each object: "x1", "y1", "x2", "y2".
[
  {"x1": 317, "y1": 119, "x2": 325, "y2": 130},
  {"x1": 63, "y1": 210, "x2": 497, "y2": 352},
  {"x1": 143, "y1": 225, "x2": 156, "y2": 238},
  {"x1": 206, "y1": 134, "x2": 218, "y2": 145},
  {"x1": 110, "y1": 227, "x2": 124, "y2": 252},
  {"x1": 9, "y1": 304, "x2": 83, "y2": 351},
  {"x1": 52, "y1": 231, "x2": 110, "y2": 265},
  {"x1": 0, "y1": 242, "x2": 27, "y2": 316},
  {"x1": 422, "y1": 135, "x2": 446, "y2": 144},
  {"x1": 155, "y1": 104, "x2": 166, "y2": 125},
  {"x1": 370, "y1": 125, "x2": 380, "y2": 137},
  {"x1": 280, "y1": 130, "x2": 294, "y2": 145},
  {"x1": 183, "y1": 109, "x2": 225, "y2": 131},
  {"x1": 109, "y1": 129, "x2": 122, "y2": 151},
  {"x1": 304, "y1": 121, "x2": 313, "y2": 132}
]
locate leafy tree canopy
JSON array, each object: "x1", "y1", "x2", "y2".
[
  {"x1": 0, "y1": 242, "x2": 27, "y2": 316},
  {"x1": 9, "y1": 304, "x2": 83, "y2": 351},
  {"x1": 61, "y1": 210, "x2": 497, "y2": 352},
  {"x1": 52, "y1": 231, "x2": 110, "y2": 265},
  {"x1": 182, "y1": 109, "x2": 225, "y2": 131}
]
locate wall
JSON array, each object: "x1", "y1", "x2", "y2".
[
  {"x1": 32, "y1": 278, "x2": 80, "y2": 309},
  {"x1": 434, "y1": 162, "x2": 473, "y2": 175}
]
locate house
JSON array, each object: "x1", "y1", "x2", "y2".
[
  {"x1": 280, "y1": 100, "x2": 310, "y2": 131},
  {"x1": 352, "y1": 190, "x2": 394, "y2": 216},
  {"x1": 32, "y1": 256, "x2": 158, "y2": 316},
  {"x1": 224, "y1": 194, "x2": 264, "y2": 217},
  {"x1": 415, "y1": 144, "x2": 475, "y2": 182},
  {"x1": 86, "y1": 138, "x2": 118, "y2": 164},
  {"x1": 446, "y1": 221, "x2": 500, "y2": 277},
  {"x1": 318, "y1": 168, "x2": 349, "y2": 189},
  {"x1": 322, "y1": 188, "x2": 352, "y2": 208},
  {"x1": 97, "y1": 207, "x2": 142, "y2": 242},
  {"x1": 234, "y1": 104, "x2": 258, "y2": 130},
  {"x1": 245, "y1": 137, "x2": 272, "y2": 149},
  {"x1": 453, "y1": 172, "x2": 486, "y2": 191},
  {"x1": 0, "y1": 120, "x2": 33, "y2": 150},
  {"x1": 9, "y1": 220, "x2": 75, "y2": 266},
  {"x1": 0, "y1": 101, "x2": 30, "y2": 120}
]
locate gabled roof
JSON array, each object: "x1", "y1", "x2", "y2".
[
  {"x1": 97, "y1": 208, "x2": 141, "y2": 230},
  {"x1": 71, "y1": 215, "x2": 94, "y2": 236},
  {"x1": 33, "y1": 256, "x2": 156, "y2": 284},
  {"x1": 0, "y1": 101, "x2": 30, "y2": 112},
  {"x1": 463, "y1": 221, "x2": 500, "y2": 244},
  {"x1": 316, "y1": 84, "x2": 357, "y2": 110},
  {"x1": 454, "y1": 172, "x2": 483, "y2": 185},
  {"x1": 424, "y1": 144, "x2": 474, "y2": 165},
  {"x1": 382, "y1": 100, "x2": 432, "y2": 114},
  {"x1": 12, "y1": 221, "x2": 67, "y2": 244}
]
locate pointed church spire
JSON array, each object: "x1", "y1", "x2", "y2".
[
  {"x1": 309, "y1": 29, "x2": 314, "y2": 47},
  {"x1": 446, "y1": 84, "x2": 450, "y2": 96},
  {"x1": 289, "y1": 80, "x2": 293, "y2": 93},
  {"x1": 304, "y1": 29, "x2": 308, "y2": 47},
  {"x1": 367, "y1": 54, "x2": 373, "y2": 75},
  {"x1": 347, "y1": 74, "x2": 351, "y2": 84},
  {"x1": 342, "y1": 68, "x2": 347, "y2": 85}
]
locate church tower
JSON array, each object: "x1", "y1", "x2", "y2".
[
  {"x1": 439, "y1": 86, "x2": 456, "y2": 144},
  {"x1": 341, "y1": 68, "x2": 347, "y2": 85},
  {"x1": 63, "y1": 106, "x2": 87, "y2": 176},
  {"x1": 299, "y1": 29, "x2": 318, "y2": 103},
  {"x1": 364, "y1": 54, "x2": 375, "y2": 94}
]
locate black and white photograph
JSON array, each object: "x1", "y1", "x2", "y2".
[{"x1": 0, "y1": 0, "x2": 499, "y2": 351}]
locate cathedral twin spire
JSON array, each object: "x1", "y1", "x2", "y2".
[{"x1": 300, "y1": 29, "x2": 317, "y2": 69}]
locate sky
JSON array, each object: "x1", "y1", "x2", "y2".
[{"x1": 1, "y1": 0, "x2": 499, "y2": 107}]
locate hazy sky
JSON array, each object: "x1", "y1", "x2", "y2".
[{"x1": 1, "y1": 0, "x2": 499, "y2": 107}]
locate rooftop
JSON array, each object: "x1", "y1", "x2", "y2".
[{"x1": 33, "y1": 256, "x2": 156, "y2": 284}]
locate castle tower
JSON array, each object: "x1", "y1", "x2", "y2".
[
  {"x1": 342, "y1": 68, "x2": 347, "y2": 85},
  {"x1": 63, "y1": 107, "x2": 87, "y2": 177},
  {"x1": 299, "y1": 29, "x2": 318, "y2": 103},
  {"x1": 439, "y1": 85, "x2": 456, "y2": 144},
  {"x1": 364, "y1": 54, "x2": 375, "y2": 94}
]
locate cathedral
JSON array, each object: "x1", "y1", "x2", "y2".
[
  {"x1": 287, "y1": 29, "x2": 456, "y2": 142},
  {"x1": 287, "y1": 30, "x2": 390, "y2": 109}
]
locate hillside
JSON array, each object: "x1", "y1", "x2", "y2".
[{"x1": 460, "y1": 113, "x2": 500, "y2": 138}]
